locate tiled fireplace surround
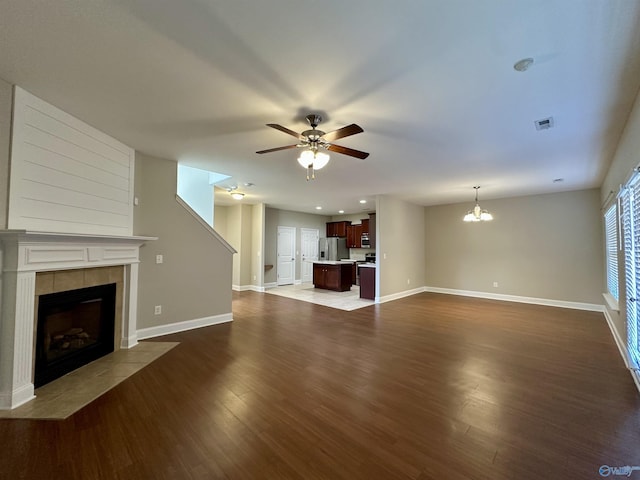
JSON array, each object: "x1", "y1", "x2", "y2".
[{"x1": 0, "y1": 231, "x2": 154, "y2": 410}]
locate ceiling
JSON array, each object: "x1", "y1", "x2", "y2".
[{"x1": 2, "y1": 1, "x2": 640, "y2": 215}]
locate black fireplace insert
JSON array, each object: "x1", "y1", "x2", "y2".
[{"x1": 34, "y1": 283, "x2": 116, "y2": 388}]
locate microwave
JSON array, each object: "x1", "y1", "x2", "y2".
[{"x1": 361, "y1": 233, "x2": 370, "y2": 247}]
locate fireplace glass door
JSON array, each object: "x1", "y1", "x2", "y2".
[{"x1": 35, "y1": 283, "x2": 116, "y2": 387}]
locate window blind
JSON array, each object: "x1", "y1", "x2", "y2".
[
  {"x1": 622, "y1": 175, "x2": 640, "y2": 368},
  {"x1": 604, "y1": 203, "x2": 619, "y2": 301}
]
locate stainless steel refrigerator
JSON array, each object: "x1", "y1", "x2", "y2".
[{"x1": 319, "y1": 237, "x2": 349, "y2": 261}]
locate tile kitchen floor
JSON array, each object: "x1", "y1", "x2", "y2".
[{"x1": 265, "y1": 283, "x2": 375, "y2": 311}]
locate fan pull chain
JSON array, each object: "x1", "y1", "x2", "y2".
[{"x1": 306, "y1": 164, "x2": 315, "y2": 181}]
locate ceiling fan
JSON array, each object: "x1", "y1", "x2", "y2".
[{"x1": 256, "y1": 114, "x2": 369, "y2": 180}]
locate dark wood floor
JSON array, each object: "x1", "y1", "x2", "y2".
[{"x1": 1, "y1": 292, "x2": 639, "y2": 479}]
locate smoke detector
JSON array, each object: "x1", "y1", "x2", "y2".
[{"x1": 534, "y1": 117, "x2": 554, "y2": 131}]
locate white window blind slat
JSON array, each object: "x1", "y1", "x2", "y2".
[
  {"x1": 604, "y1": 204, "x2": 619, "y2": 301},
  {"x1": 633, "y1": 179, "x2": 640, "y2": 365},
  {"x1": 622, "y1": 176, "x2": 640, "y2": 368}
]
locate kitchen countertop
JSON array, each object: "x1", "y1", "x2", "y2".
[
  {"x1": 313, "y1": 260, "x2": 353, "y2": 265},
  {"x1": 358, "y1": 263, "x2": 376, "y2": 268}
]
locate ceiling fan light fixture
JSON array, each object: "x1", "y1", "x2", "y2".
[{"x1": 297, "y1": 150, "x2": 330, "y2": 169}]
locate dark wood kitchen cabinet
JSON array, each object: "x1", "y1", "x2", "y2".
[
  {"x1": 313, "y1": 263, "x2": 352, "y2": 291},
  {"x1": 368, "y1": 213, "x2": 376, "y2": 249},
  {"x1": 326, "y1": 221, "x2": 350, "y2": 238},
  {"x1": 359, "y1": 265, "x2": 375, "y2": 300},
  {"x1": 361, "y1": 218, "x2": 370, "y2": 234},
  {"x1": 346, "y1": 223, "x2": 363, "y2": 248}
]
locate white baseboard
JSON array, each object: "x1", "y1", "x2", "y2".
[
  {"x1": 602, "y1": 308, "x2": 633, "y2": 369},
  {"x1": 264, "y1": 282, "x2": 277, "y2": 289},
  {"x1": 137, "y1": 312, "x2": 233, "y2": 340},
  {"x1": 0, "y1": 384, "x2": 35, "y2": 410},
  {"x1": 232, "y1": 284, "x2": 265, "y2": 292},
  {"x1": 424, "y1": 286, "x2": 604, "y2": 312},
  {"x1": 120, "y1": 335, "x2": 139, "y2": 349},
  {"x1": 603, "y1": 308, "x2": 640, "y2": 394},
  {"x1": 632, "y1": 369, "x2": 640, "y2": 393},
  {"x1": 378, "y1": 287, "x2": 425, "y2": 304}
]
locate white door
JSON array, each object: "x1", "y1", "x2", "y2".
[
  {"x1": 277, "y1": 226, "x2": 295, "y2": 285},
  {"x1": 301, "y1": 228, "x2": 319, "y2": 283}
]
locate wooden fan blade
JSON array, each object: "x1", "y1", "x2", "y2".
[
  {"x1": 322, "y1": 124, "x2": 363, "y2": 142},
  {"x1": 256, "y1": 144, "x2": 299, "y2": 154},
  {"x1": 326, "y1": 144, "x2": 369, "y2": 159},
  {"x1": 266, "y1": 124, "x2": 304, "y2": 140}
]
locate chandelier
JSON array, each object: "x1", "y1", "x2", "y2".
[{"x1": 463, "y1": 186, "x2": 493, "y2": 222}]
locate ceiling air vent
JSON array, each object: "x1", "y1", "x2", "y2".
[{"x1": 534, "y1": 117, "x2": 554, "y2": 131}]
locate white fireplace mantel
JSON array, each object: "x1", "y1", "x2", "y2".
[{"x1": 0, "y1": 230, "x2": 156, "y2": 410}]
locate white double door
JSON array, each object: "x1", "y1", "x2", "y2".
[{"x1": 277, "y1": 226, "x2": 319, "y2": 285}]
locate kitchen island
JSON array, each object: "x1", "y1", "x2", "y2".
[{"x1": 313, "y1": 261, "x2": 353, "y2": 292}]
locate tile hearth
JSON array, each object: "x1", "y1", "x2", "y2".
[{"x1": 0, "y1": 341, "x2": 177, "y2": 420}]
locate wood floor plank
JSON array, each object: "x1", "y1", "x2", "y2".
[{"x1": 1, "y1": 291, "x2": 639, "y2": 479}]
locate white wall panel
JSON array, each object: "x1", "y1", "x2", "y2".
[{"x1": 9, "y1": 87, "x2": 134, "y2": 235}]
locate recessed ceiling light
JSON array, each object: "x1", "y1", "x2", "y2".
[
  {"x1": 514, "y1": 57, "x2": 534, "y2": 72},
  {"x1": 359, "y1": 200, "x2": 367, "y2": 204},
  {"x1": 315, "y1": 206, "x2": 322, "y2": 210},
  {"x1": 338, "y1": 210, "x2": 344, "y2": 214}
]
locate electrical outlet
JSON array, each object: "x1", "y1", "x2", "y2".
[
  {"x1": 493, "y1": 281, "x2": 499, "y2": 288},
  {"x1": 154, "y1": 305, "x2": 162, "y2": 315},
  {"x1": 156, "y1": 254, "x2": 163, "y2": 264},
  {"x1": 407, "y1": 278, "x2": 410, "y2": 285}
]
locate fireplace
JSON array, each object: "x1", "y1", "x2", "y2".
[
  {"x1": 35, "y1": 283, "x2": 117, "y2": 387},
  {"x1": 0, "y1": 231, "x2": 155, "y2": 410}
]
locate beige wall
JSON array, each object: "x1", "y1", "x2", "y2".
[
  {"x1": 133, "y1": 153, "x2": 233, "y2": 329},
  {"x1": 425, "y1": 189, "x2": 604, "y2": 304},
  {"x1": 213, "y1": 205, "x2": 229, "y2": 239},
  {"x1": 239, "y1": 204, "x2": 253, "y2": 286},
  {"x1": 251, "y1": 204, "x2": 265, "y2": 288},
  {"x1": 0, "y1": 78, "x2": 12, "y2": 228},
  {"x1": 222, "y1": 204, "x2": 255, "y2": 289},
  {"x1": 600, "y1": 89, "x2": 640, "y2": 348},
  {"x1": 215, "y1": 203, "x2": 267, "y2": 290},
  {"x1": 225, "y1": 204, "x2": 242, "y2": 286},
  {"x1": 377, "y1": 195, "x2": 425, "y2": 298},
  {"x1": 264, "y1": 208, "x2": 330, "y2": 284}
]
